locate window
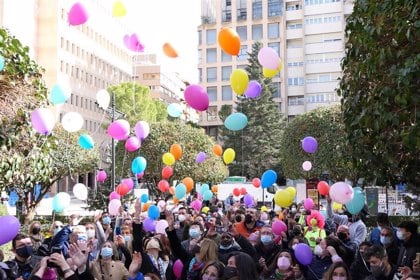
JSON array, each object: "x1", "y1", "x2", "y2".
[
  {"x1": 287, "y1": 23, "x2": 303, "y2": 29},
  {"x1": 286, "y1": 4, "x2": 302, "y2": 10},
  {"x1": 319, "y1": 74, "x2": 331, "y2": 82},
  {"x1": 237, "y1": 0, "x2": 247, "y2": 21},
  {"x1": 268, "y1": 0, "x2": 282, "y2": 17},
  {"x1": 207, "y1": 67, "x2": 217, "y2": 82},
  {"x1": 268, "y1": 23, "x2": 279, "y2": 39},
  {"x1": 206, "y1": 48, "x2": 217, "y2": 63},
  {"x1": 287, "y1": 61, "x2": 304, "y2": 67},
  {"x1": 288, "y1": 96, "x2": 304, "y2": 106},
  {"x1": 198, "y1": 50, "x2": 202, "y2": 64},
  {"x1": 305, "y1": 0, "x2": 340, "y2": 5},
  {"x1": 288, "y1": 77, "x2": 304, "y2": 86},
  {"x1": 222, "y1": 9, "x2": 232, "y2": 22},
  {"x1": 207, "y1": 86, "x2": 217, "y2": 101},
  {"x1": 271, "y1": 82, "x2": 281, "y2": 98},
  {"x1": 206, "y1": 29, "x2": 216, "y2": 45},
  {"x1": 307, "y1": 94, "x2": 325, "y2": 103},
  {"x1": 198, "y1": 68, "x2": 203, "y2": 82},
  {"x1": 238, "y1": 45, "x2": 248, "y2": 61},
  {"x1": 252, "y1": 0, "x2": 262, "y2": 19},
  {"x1": 268, "y1": 42, "x2": 280, "y2": 56},
  {"x1": 222, "y1": 66, "x2": 232, "y2": 81},
  {"x1": 207, "y1": 106, "x2": 218, "y2": 121},
  {"x1": 222, "y1": 86, "x2": 232, "y2": 101},
  {"x1": 252, "y1": 24, "x2": 263, "y2": 40},
  {"x1": 198, "y1": 31, "x2": 202, "y2": 45},
  {"x1": 222, "y1": 50, "x2": 232, "y2": 62},
  {"x1": 236, "y1": 26, "x2": 247, "y2": 41}
]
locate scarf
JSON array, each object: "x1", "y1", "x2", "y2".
[{"x1": 148, "y1": 253, "x2": 166, "y2": 280}]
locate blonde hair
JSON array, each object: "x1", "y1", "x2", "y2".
[{"x1": 199, "y1": 238, "x2": 219, "y2": 263}]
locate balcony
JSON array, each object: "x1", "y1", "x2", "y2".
[
  {"x1": 305, "y1": 41, "x2": 343, "y2": 54},
  {"x1": 286, "y1": 28, "x2": 303, "y2": 39},
  {"x1": 286, "y1": 9, "x2": 303, "y2": 21},
  {"x1": 222, "y1": 10, "x2": 232, "y2": 22},
  {"x1": 305, "y1": 22, "x2": 342, "y2": 35},
  {"x1": 306, "y1": 81, "x2": 339, "y2": 93},
  {"x1": 287, "y1": 85, "x2": 305, "y2": 96},
  {"x1": 306, "y1": 62, "x2": 341, "y2": 74},
  {"x1": 201, "y1": 16, "x2": 215, "y2": 25},
  {"x1": 305, "y1": 2, "x2": 342, "y2": 16}
]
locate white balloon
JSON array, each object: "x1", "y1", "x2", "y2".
[
  {"x1": 302, "y1": 161, "x2": 312, "y2": 171},
  {"x1": 73, "y1": 183, "x2": 88, "y2": 200},
  {"x1": 96, "y1": 89, "x2": 110, "y2": 109},
  {"x1": 61, "y1": 112, "x2": 84, "y2": 132}
]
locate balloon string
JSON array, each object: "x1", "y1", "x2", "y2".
[
  {"x1": 120, "y1": 149, "x2": 127, "y2": 182},
  {"x1": 65, "y1": 131, "x2": 74, "y2": 181},
  {"x1": 93, "y1": 110, "x2": 106, "y2": 135}
]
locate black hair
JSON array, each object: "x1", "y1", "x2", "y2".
[
  {"x1": 12, "y1": 233, "x2": 29, "y2": 249},
  {"x1": 376, "y1": 212, "x2": 390, "y2": 225},
  {"x1": 364, "y1": 244, "x2": 387, "y2": 260},
  {"x1": 228, "y1": 252, "x2": 258, "y2": 279},
  {"x1": 398, "y1": 220, "x2": 418, "y2": 235}
]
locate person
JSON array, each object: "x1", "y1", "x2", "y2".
[
  {"x1": 28, "y1": 221, "x2": 44, "y2": 252},
  {"x1": 182, "y1": 222, "x2": 204, "y2": 254},
  {"x1": 396, "y1": 221, "x2": 420, "y2": 270},
  {"x1": 84, "y1": 222, "x2": 99, "y2": 261},
  {"x1": 188, "y1": 238, "x2": 219, "y2": 280},
  {"x1": 370, "y1": 213, "x2": 392, "y2": 245},
  {"x1": 255, "y1": 225, "x2": 282, "y2": 274},
  {"x1": 100, "y1": 212, "x2": 114, "y2": 242},
  {"x1": 304, "y1": 210, "x2": 326, "y2": 250},
  {"x1": 336, "y1": 225, "x2": 357, "y2": 267},
  {"x1": 224, "y1": 194, "x2": 234, "y2": 210},
  {"x1": 234, "y1": 208, "x2": 263, "y2": 238},
  {"x1": 200, "y1": 261, "x2": 224, "y2": 280},
  {"x1": 349, "y1": 241, "x2": 372, "y2": 279},
  {"x1": 90, "y1": 241, "x2": 129, "y2": 280},
  {"x1": 322, "y1": 261, "x2": 351, "y2": 280},
  {"x1": 364, "y1": 244, "x2": 398, "y2": 280},
  {"x1": 175, "y1": 207, "x2": 189, "y2": 241},
  {"x1": 222, "y1": 252, "x2": 258, "y2": 280},
  {"x1": 261, "y1": 250, "x2": 303, "y2": 280},
  {"x1": 29, "y1": 253, "x2": 77, "y2": 280},
  {"x1": 380, "y1": 226, "x2": 400, "y2": 266}
]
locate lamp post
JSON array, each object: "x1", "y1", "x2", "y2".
[{"x1": 111, "y1": 91, "x2": 115, "y2": 191}]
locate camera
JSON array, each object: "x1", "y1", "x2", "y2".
[{"x1": 47, "y1": 247, "x2": 62, "y2": 268}]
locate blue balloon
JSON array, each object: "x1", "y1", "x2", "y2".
[
  {"x1": 224, "y1": 112, "x2": 248, "y2": 131},
  {"x1": 200, "y1": 183, "x2": 210, "y2": 194},
  {"x1": 261, "y1": 169, "x2": 277, "y2": 188},
  {"x1": 0, "y1": 55, "x2": 4, "y2": 71},
  {"x1": 175, "y1": 183, "x2": 186, "y2": 199},
  {"x1": 34, "y1": 184, "x2": 41, "y2": 201},
  {"x1": 131, "y1": 156, "x2": 147, "y2": 174},
  {"x1": 140, "y1": 194, "x2": 148, "y2": 203},
  {"x1": 50, "y1": 84, "x2": 69, "y2": 105},
  {"x1": 203, "y1": 190, "x2": 213, "y2": 201},
  {"x1": 8, "y1": 191, "x2": 19, "y2": 206},
  {"x1": 167, "y1": 103, "x2": 182, "y2": 118},
  {"x1": 148, "y1": 205, "x2": 160, "y2": 220},
  {"x1": 345, "y1": 190, "x2": 366, "y2": 214},
  {"x1": 79, "y1": 134, "x2": 94, "y2": 149}
]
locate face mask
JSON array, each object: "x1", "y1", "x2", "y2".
[
  {"x1": 314, "y1": 245, "x2": 323, "y2": 256},
  {"x1": 101, "y1": 247, "x2": 113, "y2": 258},
  {"x1": 124, "y1": 235, "x2": 131, "y2": 242},
  {"x1": 261, "y1": 234, "x2": 273, "y2": 245},
  {"x1": 223, "y1": 266, "x2": 238, "y2": 278},
  {"x1": 260, "y1": 213, "x2": 268, "y2": 220},
  {"x1": 202, "y1": 274, "x2": 217, "y2": 280},
  {"x1": 220, "y1": 244, "x2": 233, "y2": 250},
  {"x1": 292, "y1": 244, "x2": 298, "y2": 251},
  {"x1": 178, "y1": 214, "x2": 186, "y2": 222},
  {"x1": 380, "y1": 236, "x2": 392, "y2": 245},
  {"x1": 53, "y1": 227, "x2": 62, "y2": 236},
  {"x1": 396, "y1": 230, "x2": 405, "y2": 240},
  {"x1": 370, "y1": 262, "x2": 385, "y2": 278},
  {"x1": 78, "y1": 234, "x2": 87, "y2": 242},
  {"x1": 86, "y1": 229, "x2": 95, "y2": 239},
  {"x1": 291, "y1": 207, "x2": 297, "y2": 213},
  {"x1": 244, "y1": 214, "x2": 253, "y2": 224},
  {"x1": 102, "y1": 217, "x2": 111, "y2": 225},
  {"x1": 16, "y1": 245, "x2": 33, "y2": 259},
  {"x1": 332, "y1": 277, "x2": 347, "y2": 280},
  {"x1": 277, "y1": 256, "x2": 291, "y2": 270},
  {"x1": 189, "y1": 228, "x2": 200, "y2": 239},
  {"x1": 337, "y1": 232, "x2": 348, "y2": 241},
  {"x1": 32, "y1": 227, "x2": 41, "y2": 235}
]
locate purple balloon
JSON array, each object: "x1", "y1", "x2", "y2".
[
  {"x1": 0, "y1": 215, "x2": 20, "y2": 246},
  {"x1": 245, "y1": 80, "x2": 262, "y2": 98},
  {"x1": 125, "y1": 136, "x2": 141, "y2": 152},
  {"x1": 135, "y1": 121, "x2": 150, "y2": 141},
  {"x1": 244, "y1": 194, "x2": 254, "y2": 207},
  {"x1": 184, "y1": 84, "x2": 209, "y2": 111},
  {"x1": 301, "y1": 136, "x2": 318, "y2": 154},
  {"x1": 143, "y1": 217, "x2": 156, "y2": 232},
  {"x1": 195, "y1": 152, "x2": 207, "y2": 163},
  {"x1": 31, "y1": 108, "x2": 55, "y2": 135},
  {"x1": 294, "y1": 243, "x2": 313, "y2": 265}
]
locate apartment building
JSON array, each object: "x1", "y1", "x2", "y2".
[{"x1": 198, "y1": 0, "x2": 353, "y2": 138}]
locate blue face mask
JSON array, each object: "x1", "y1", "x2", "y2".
[
  {"x1": 102, "y1": 216, "x2": 111, "y2": 225},
  {"x1": 220, "y1": 244, "x2": 233, "y2": 250},
  {"x1": 380, "y1": 236, "x2": 392, "y2": 245},
  {"x1": 189, "y1": 228, "x2": 200, "y2": 239},
  {"x1": 124, "y1": 235, "x2": 131, "y2": 242},
  {"x1": 261, "y1": 234, "x2": 273, "y2": 245},
  {"x1": 101, "y1": 247, "x2": 113, "y2": 258}
]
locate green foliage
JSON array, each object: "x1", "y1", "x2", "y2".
[
  {"x1": 279, "y1": 106, "x2": 354, "y2": 181},
  {"x1": 338, "y1": 0, "x2": 420, "y2": 191},
  {"x1": 219, "y1": 42, "x2": 286, "y2": 179}
]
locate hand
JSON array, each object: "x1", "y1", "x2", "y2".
[
  {"x1": 49, "y1": 253, "x2": 71, "y2": 270},
  {"x1": 115, "y1": 235, "x2": 125, "y2": 247},
  {"x1": 399, "y1": 266, "x2": 412, "y2": 278},
  {"x1": 259, "y1": 257, "x2": 267, "y2": 270},
  {"x1": 94, "y1": 211, "x2": 103, "y2": 223},
  {"x1": 326, "y1": 246, "x2": 337, "y2": 256},
  {"x1": 77, "y1": 240, "x2": 89, "y2": 253},
  {"x1": 129, "y1": 251, "x2": 143, "y2": 277},
  {"x1": 68, "y1": 243, "x2": 88, "y2": 269},
  {"x1": 292, "y1": 265, "x2": 302, "y2": 277},
  {"x1": 134, "y1": 199, "x2": 141, "y2": 215},
  {"x1": 165, "y1": 210, "x2": 174, "y2": 229}
]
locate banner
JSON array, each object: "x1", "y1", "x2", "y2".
[{"x1": 365, "y1": 188, "x2": 379, "y2": 215}]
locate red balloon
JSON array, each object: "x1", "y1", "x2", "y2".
[
  {"x1": 161, "y1": 166, "x2": 173, "y2": 179},
  {"x1": 240, "y1": 187, "x2": 247, "y2": 195},
  {"x1": 158, "y1": 180, "x2": 170, "y2": 192},
  {"x1": 252, "y1": 178, "x2": 261, "y2": 188},
  {"x1": 317, "y1": 181, "x2": 330, "y2": 196},
  {"x1": 116, "y1": 184, "x2": 130, "y2": 196},
  {"x1": 233, "y1": 188, "x2": 240, "y2": 197}
]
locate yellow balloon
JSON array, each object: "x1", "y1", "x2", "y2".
[
  {"x1": 162, "y1": 152, "x2": 176, "y2": 166},
  {"x1": 261, "y1": 206, "x2": 268, "y2": 212},
  {"x1": 202, "y1": 206, "x2": 210, "y2": 214},
  {"x1": 285, "y1": 186, "x2": 296, "y2": 197},
  {"x1": 274, "y1": 190, "x2": 293, "y2": 208},
  {"x1": 223, "y1": 148, "x2": 236, "y2": 164},
  {"x1": 332, "y1": 202, "x2": 343, "y2": 213},
  {"x1": 230, "y1": 69, "x2": 249, "y2": 95},
  {"x1": 262, "y1": 59, "x2": 282, "y2": 78},
  {"x1": 112, "y1": 0, "x2": 127, "y2": 17}
]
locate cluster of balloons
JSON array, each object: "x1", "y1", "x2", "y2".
[
  {"x1": 274, "y1": 186, "x2": 297, "y2": 208},
  {"x1": 197, "y1": 183, "x2": 215, "y2": 201},
  {"x1": 162, "y1": 143, "x2": 182, "y2": 166},
  {"x1": 232, "y1": 187, "x2": 247, "y2": 197}
]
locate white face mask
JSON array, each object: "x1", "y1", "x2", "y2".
[
  {"x1": 332, "y1": 277, "x2": 347, "y2": 280},
  {"x1": 86, "y1": 229, "x2": 95, "y2": 239},
  {"x1": 178, "y1": 214, "x2": 186, "y2": 222},
  {"x1": 314, "y1": 245, "x2": 323, "y2": 256}
]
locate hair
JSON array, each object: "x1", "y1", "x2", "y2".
[
  {"x1": 143, "y1": 236, "x2": 162, "y2": 252},
  {"x1": 200, "y1": 260, "x2": 225, "y2": 279},
  {"x1": 267, "y1": 249, "x2": 296, "y2": 275},
  {"x1": 12, "y1": 233, "x2": 29, "y2": 249},
  {"x1": 229, "y1": 252, "x2": 258, "y2": 279},
  {"x1": 322, "y1": 261, "x2": 351, "y2": 280},
  {"x1": 157, "y1": 234, "x2": 172, "y2": 260},
  {"x1": 376, "y1": 213, "x2": 390, "y2": 225},
  {"x1": 359, "y1": 241, "x2": 373, "y2": 248},
  {"x1": 28, "y1": 221, "x2": 41, "y2": 234},
  {"x1": 288, "y1": 236, "x2": 308, "y2": 249},
  {"x1": 325, "y1": 236, "x2": 347, "y2": 259},
  {"x1": 101, "y1": 241, "x2": 120, "y2": 261},
  {"x1": 306, "y1": 210, "x2": 325, "y2": 229},
  {"x1": 381, "y1": 226, "x2": 395, "y2": 240},
  {"x1": 199, "y1": 238, "x2": 219, "y2": 263},
  {"x1": 398, "y1": 221, "x2": 418, "y2": 235},
  {"x1": 144, "y1": 273, "x2": 160, "y2": 280},
  {"x1": 364, "y1": 244, "x2": 387, "y2": 260},
  {"x1": 121, "y1": 225, "x2": 132, "y2": 234}
]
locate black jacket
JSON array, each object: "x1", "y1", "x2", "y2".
[{"x1": 397, "y1": 234, "x2": 420, "y2": 269}]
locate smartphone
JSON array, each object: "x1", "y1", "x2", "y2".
[
  {"x1": 416, "y1": 252, "x2": 420, "y2": 263},
  {"x1": 115, "y1": 226, "x2": 121, "y2": 235}
]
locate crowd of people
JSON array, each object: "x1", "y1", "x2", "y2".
[{"x1": 0, "y1": 193, "x2": 419, "y2": 280}]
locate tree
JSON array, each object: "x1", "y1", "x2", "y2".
[
  {"x1": 279, "y1": 106, "x2": 354, "y2": 182},
  {"x1": 338, "y1": 0, "x2": 419, "y2": 195},
  {"x1": 219, "y1": 42, "x2": 286, "y2": 179}
]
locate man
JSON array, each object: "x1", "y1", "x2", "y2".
[
  {"x1": 218, "y1": 226, "x2": 256, "y2": 264},
  {"x1": 234, "y1": 207, "x2": 263, "y2": 238},
  {"x1": 255, "y1": 225, "x2": 282, "y2": 274},
  {"x1": 370, "y1": 212, "x2": 392, "y2": 245},
  {"x1": 336, "y1": 225, "x2": 357, "y2": 267},
  {"x1": 181, "y1": 221, "x2": 204, "y2": 254},
  {"x1": 364, "y1": 244, "x2": 398, "y2": 280},
  {"x1": 350, "y1": 241, "x2": 373, "y2": 280},
  {"x1": 380, "y1": 226, "x2": 400, "y2": 266},
  {"x1": 396, "y1": 221, "x2": 420, "y2": 269},
  {"x1": 175, "y1": 206, "x2": 189, "y2": 241}
]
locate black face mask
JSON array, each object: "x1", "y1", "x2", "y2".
[
  {"x1": 337, "y1": 232, "x2": 348, "y2": 241},
  {"x1": 32, "y1": 228, "x2": 41, "y2": 235},
  {"x1": 16, "y1": 245, "x2": 33, "y2": 259},
  {"x1": 223, "y1": 266, "x2": 238, "y2": 279},
  {"x1": 244, "y1": 214, "x2": 253, "y2": 224},
  {"x1": 293, "y1": 229, "x2": 302, "y2": 236}
]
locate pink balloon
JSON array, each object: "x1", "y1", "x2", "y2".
[
  {"x1": 257, "y1": 47, "x2": 280, "y2": 70},
  {"x1": 125, "y1": 136, "x2": 141, "y2": 152},
  {"x1": 135, "y1": 121, "x2": 150, "y2": 140},
  {"x1": 107, "y1": 119, "x2": 130, "y2": 140},
  {"x1": 109, "y1": 191, "x2": 120, "y2": 200},
  {"x1": 68, "y1": 2, "x2": 89, "y2": 26},
  {"x1": 191, "y1": 199, "x2": 202, "y2": 212},
  {"x1": 123, "y1": 33, "x2": 144, "y2": 52},
  {"x1": 96, "y1": 170, "x2": 107, "y2": 183},
  {"x1": 272, "y1": 220, "x2": 287, "y2": 235},
  {"x1": 136, "y1": 172, "x2": 144, "y2": 179},
  {"x1": 245, "y1": 80, "x2": 262, "y2": 98},
  {"x1": 121, "y1": 178, "x2": 134, "y2": 190},
  {"x1": 173, "y1": 259, "x2": 184, "y2": 279},
  {"x1": 155, "y1": 220, "x2": 169, "y2": 234},
  {"x1": 195, "y1": 152, "x2": 206, "y2": 163},
  {"x1": 304, "y1": 198, "x2": 314, "y2": 210},
  {"x1": 184, "y1": 84, "x2": 209, "y2": 111},
  {"x1": 302, "y1": 161, "x2": 312, "y2": 171},
  {"x1": 31, "y1": 108, "x2": 55, "y2": 135},
  {"x1": 330, "y1": 182, "x2": 354, "y2": 204},
  {"x1": 108, "y1": 199, "x2": 121, "y2": 215}
]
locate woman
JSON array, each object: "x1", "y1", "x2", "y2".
[
  {"x1": 322, "y1": 261, "x2": 351, "y2": 280},
  {"x1": 255, "y1": 226, "x2": 282, "y2": 274},
  {"x1": 91, "y1": 241, "x2": 129, "y2": 280},
  {"x1": 262, "y1": 250, "x2": 303, "y2": 280},
  {"x1": 28, "y1": 221, "x2": 44, "y2": 252},
  {"x1": 223, "y1": 252, "x2": 258, "y2": 280},
  {"x1": 188, "y1": 238, "x2": 219, "y2": 280},
  {"x1": 200, "y1": 261, "x2": 224, "y2": 280}
]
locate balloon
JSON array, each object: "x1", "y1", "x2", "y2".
[
  {"x1": 0, "y1": 215, "x2": 20, "y2": 246},
  {"x1": 184, "y1": 84, "x2": 209, "y2": 111},
  {"x1": 108, "y1": 199, "x2": 121, "y2": 215},
  {"x1": 294, "y1": 243, "x2": 313, "y2": 265},
  {"x1": 169, "y1": 187, "x2": 175, "y2": 196},
  {"x1": 170, "y1": 144, "x2": 183, "y2": 160},
  {"x1": 112, "y1": 0, "x2": 127, "y2": 17},
  {"x1": 332, "y1": 202, "x2": 343, "y2": 213},
  {"x1": 240, "y1": 187, "x2": 247, "y2": 195},
  {"x1": 148, "y1": 205, "x2": 160, "y2": 220},
  {"x1": 157, "y1": 200, "x2": 166, "y2": 210},
  {"x1": 68, "y1": 2, "x2": 89, "y2": 26},
  {"x1": 244, "y1": 194, "x2": 254, "y2": 207},
  {"x1": 272, "y1": 220, "x2": 287, "y2": 235},
  {"x1": 302, "y1": 161, "x2": 312, "y2": 171},
  {"x1": 182, "y1": 177, "x2": 194, "y2": 193},
  {"x1": 52, "y1": 192, "x2": 71, "y2": 212},
  {"x1": 200, "y1": 184, "x2": 210, "y2": 194},
  {"x1": 96, "y1": 89, "x2": 110, "y2": 109},
  {"x1": 202, "y1": 206, "x2": 210, "y2": 214},
  {"x1": 263, "y1": 67, "x2": 279, "y2": 78},
  {"x1": 252, "y1": 178, "x2": 261, "y2": 188},
  {"x1": 212, "y1": 144, "x2": 223, "y2": 156},
  {"x1": 108, "y1": 119, "x2": 130, "y2": 140},
  {"x1": 131, "y1": 157, "x2": 147, "y2": 174},
  {"x1": 211, "y1": 185, "x2": 218, "y2": 193},
  {"x1": 191, "y1": 199, "x2": 202, "y2": 212},
  {"x1": 123, "y1": 33, "x2": 145, "y2": 52},
  {"x1": 163, "y1": 42, "x2": 178, "y2": 58},
  {"x1": 162, "y1": 152, "x2": 176, "y2": 166},
  {"x1": 173, "y1": 259, "x2": 184, "y2": 279},
  {"x1": 224, "y1": 112, "x2": 248, "y2": 131},
  {"x1": 285, "y1": 186, "x2": 297, "y2": 197},
  {"x1": 0, "y1": 55, "x2": 4, "y2": 71},
  {"x1": 301, "y1": 136, "x2": 318, "y2": 153},
  {"x1": 230, "y1": 69, "x2": 249, "y2": 95},
  {"x1": 156, "y1": 220, "x2": 169, "y2": 234},
  {"x1": 135, "y1": 121, "x2": 150, "y2": 140},
  {"x1": 143, "y1": 217, "x2": 156, "y2": 232},
  {"x1": 261, "y1": 206, "x2": 268, "y2": 212},
  {"x1": 79, "y1": 134, "x2": 94, "y2": 149},
  {"x1": 202, "y1": 190, "x2": 213, "y2": 201},
  {"x1": 261, "y1": 169, "x2": 277, "y2": 188},
  {"x1": 61, "y1": 112, "x2": 84, "y2": 133},
  {"x1": 223, "y1": 148, "x2": 235, "y2": 164},
  {"x1": 158, "y1": 180, "x2": 170, "y2": 192},
  {"x1": 233, "y1": 188, "x2": 240, "y2": 197},
  {"x1": 109, "y1": 191, "x2": 120, "y2": 200},
  {"x1": 329, "y1": 182, "x2": 354, "y2": 204},
  {"x1": 96, "y1": 170, "x2": 107, "y2": 183},
  {"x1": 244, "y1": 80, "x2": 262, "y2": 98},
  {"x1": 304, "y1": 198, "x2": 314, "y2": 210},
  {"x1": 195, "y1": 152, "x2": 207, "y2": 163},
  {"x1": 218, "y1": 27, "x2": 240, "y2": 56},
  {"x1": 121, "y1": 178, "x2": 134, "y2": 190},
  {"x1": 161, "y1": 166, "x2": 173, "y2": 179},
  {"x1": 258, "y1": 47, "x2": 280, "y2": 70},
  {"x1": 274, "y1": 190, "x2": 293, "y2": 207},
  {"x1": 31, "y1": 108, "x2": 56, "y2": 135},
  {"x1": 317, "y1": 181, "x2": 330, "y2": 195},
  {"x1": 73, "y1": 183, "x2": 88, "y2": 200},
  {"x1": 175, "y1": 183, "x2": 187, "y2": 199},
  {"x1": 50, "y1": 84, "x2": 70, "y2": 105},
  {"x1": 167, "y1": 103, "x2": 182, "y2": 117},
  {"x1": 345, "y1": 189, "x2": 366, "y2": 214},
  {"x1": 125, "y1": 136, "x2": 140, "y2": 152},
  {"x1": 116, "y1": 184, "x2": 130, "y2": 196}
]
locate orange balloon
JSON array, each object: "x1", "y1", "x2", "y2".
[
  {"x1": 182, "y1": 177, "x2": 194, "y2": 193},
  {"x1": 218, "y1": 27, "x2": 240, "y2": 56},
  {"x1": 142, "y1": 203, "x2": 150, "y2": 212},
  {"x1": 212, "y1": 144, "x2": 223, "y2": 157},
  {"x1": 163, "y1": 42, "x2": 178, "y2": 58},
  {"x1": 170, "y1": 143, "x2": 183, "y2": 160},
  {"x1": 169, "y1": 186, "x2": 175, "y2": 195},
  {"x1": 173, "y1": 198, "x2": 179, "y2": 204},
  {"x1": 211, "y1": 185, "x2": 218, "y2": 193},
  {"x1": 278, "y1": 212, "x2": 284, "y2": 220}
]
